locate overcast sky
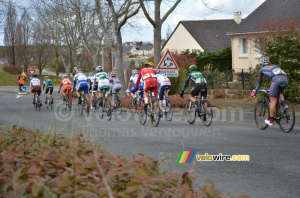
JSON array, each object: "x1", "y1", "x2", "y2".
[{"x1": 122, "y1": 0, "x2": 266, "y2": 42}]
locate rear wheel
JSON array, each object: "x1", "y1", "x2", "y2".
[
  {"x1": 254, "y1": 100, "x2": 269, "y2": 130},
  {"x1": 201, "y1": 100, "x2": 213, "y2": 126},
  {"x1": 130, "y1": 98, "x2": 137, "y2": 116},
  {"x1": 105, "y1": 99, "x2": 112, "y2": 121},
  {"x1": 184, "y1": 100, "x2": 196, "y2": 124},
  {"x1": 151, "y1": 100, "x2": 160, "y2": 127},
  {"x1": 116, "y1": 96, "x2": 122, "y2": 115},
  {"x1": 139, "y1": 102, "x2": 147, "y2": 125},
  {"x1": 165, "y1": 99, "x2": 173, "y2": 121},
  {"x1": 278, "y1": 100, "x2": 295, "y2": 133},
  {"x1": 79, "y1": 98, "x2": 84, "y2": 116}
]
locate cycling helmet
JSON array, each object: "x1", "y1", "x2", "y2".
[
  {"x1": 33, "y1": 75, "x2": 38, "y2": 78},
  {"x1": 110, "y1": 73, "x2": 116, "y2": 78},
  {"x1": 259, "y1": 57, "x2": 269, "y2": 66},
  {"x1": 145, "y1": 62, "x2": 154, "y2": 67},
  {"x1": 96, "y1": 66, "x2": 103, "y2": 72},
  {"x1": 44, "y1": 76, "x2": 49, "y2": 79},
  {"x1": 62, "y1": 75, "x2": 68, "y2": 79},
  {"x1": 89, "y1": 72, "x2": 94, "y2": 77},
  {"x1": 189, "y1": 65, "x2": 197, "y2": 71},
  {"x1": 132, "y1": 69, "x2": 138, "y2": 74},
  {"x1": 76, "y1": 68, "x2": 82, "y2": 73},
  {"x1": 156, "y1": 69, "x2": 160, "y2": 74}
]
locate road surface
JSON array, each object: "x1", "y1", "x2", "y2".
[{"x1": 0, "y1": 91, "x2": 299, "y2": 198}]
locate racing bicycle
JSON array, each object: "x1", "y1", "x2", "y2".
[
  {"x1": 183, "y1": 94, "x2": 213, "y2": 126},
  {"x1": 128, "y1": 90, "x2": 142, "y2": 116},
  {"x1": 78, "y1": 91, "x2": 89, "y2": 117},
  {"x1": 138, "y1": 85, "x2": 160, "y2": 127},
  {"x1": 33, "y1": 89, "x2": 42, "y2": 111},
  {"x1": 98, "y1": 88, "x2": 112, "y2": 120},
  {"x1": 62, "y1": 89, "x2": 72, "y2": 110},
  {"x1": 112, "y1": 89, "x2": 122, "y2": 115},
  {"x1": 254, "y1": 89, "x2": 295, "y2": 132},
  {"x1": 161, "y1": 88, "x2": 173, "y2": 121},
  {"x1": 45, "y1": 96, "x2": 53, "y2": 109}
]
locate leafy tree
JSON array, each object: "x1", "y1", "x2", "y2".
[{"x1": 254, "y1": 17, "x2": 300, "y2": 102}]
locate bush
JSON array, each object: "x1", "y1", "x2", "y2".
[
  {"x1": 2, "y1": 66, "x2": 22, "y2": 75},
  {"x1": 0, "y1": 126, "x2": 248, "y2": 197}
]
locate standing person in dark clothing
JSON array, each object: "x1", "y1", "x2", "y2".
[{"x1": 18, "y1": 76, "x2": 24, "y2": 92}]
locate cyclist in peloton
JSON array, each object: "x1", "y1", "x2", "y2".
[
  {"x1": 42, "y1": 76, "x2": 54, "y2": 104},
  {"x1": 94, "y1": 66, "x2": 110, "y2": 106},
  {"x1": 251, "y1": 57, "x2": 288, "y2": 126},
  {"x1": 88, "y1": 72, "x2": 97, "y2": 110},
  {"x1": 109, "y1": 73, "x2": 123, "y2": 109},
  {"x1": 58, "y1": 75, "x2": 73, "y2": 104},
  {"x1": 180, "y1": 65, "x2": 208, "y2": 119},
  {"x1": 156, "y1": 69, "x2": 171, "y2": 117},
  {"x1": 134, "y1": 62, "x2": 157, "y2": 106},
  {"x1": 72, "y1": 69, "x2": 90, "y2": 108},
  {"x1": 30, "y1": 75, "x2": 42, "y2": 106},
  {"x1": 127, "y1": 69, "x2": 144, "y2": 101}
]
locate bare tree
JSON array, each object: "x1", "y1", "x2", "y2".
[
  {"x1": 95, "y1": 0, "x2": 140, "y2": 95},
  {"x1": 32, "y1": 19, "x2": 51, "y2": 75},
  {"x1": 4, "y1": 1, "x2": 17, "y2": 66},
  {"x1": 141, "y1": 0, "x2": 182, "y2": 66},
  {"x1": 166, "y1": 24, "x2": 172, "y2": 40},
  {"x1": 15, "y1": 9, "x2": 33, "y2": 71}
]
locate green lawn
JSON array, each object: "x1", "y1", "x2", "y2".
[{"x1": 0, "y1": 70, "x2": 63, "y2": 86}]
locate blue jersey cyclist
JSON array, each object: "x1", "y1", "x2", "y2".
[
  {"x1": 156, "y1": 70, "x2": 171, "y2": 116},
  {"x1": 127, "y1": 69, "x2": 144, "y2": 99},
  {"x1": 72, "y1": 68, "x2": 90, "y2": 107},
  {"x1": 251, "y1": 57, "x2": 288, "y2": 126}
]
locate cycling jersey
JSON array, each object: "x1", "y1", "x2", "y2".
[
  {"x1": 130, "y1": 74, "x2": 143, "y2": 93},
  {"x1": 254, "y1": 65, "x2": 288, "y2": 97},
  {"x1": 88, "y1": 76, "x2": 97, "y2": 91},
  {"x1": 136, "y1": 68, "x2": 157, "y2": 97},
  {"x1": 157, "y1": 74, "x2": 171, "y2": 100},
  {"x1": 95, "y1": 72, "x2": 110, "y2": 92},
  {"x1": 73, "y1": 73, "x2": 89, "y2": 94},
  {"x1": 182, "y1": 71, "x2": 207, "y2": 99},
  {"x1": 30, "y1": 78, "x2": 41, "y2": 90},
  {"x1": 59, "y1": 78, "x2": 72, "y2": 100},
  {"x1": 43, "y1": 79, "x2": 53, "y2": 89}
]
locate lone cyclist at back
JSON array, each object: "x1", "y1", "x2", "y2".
[{"x1": 251, "y1": 57, "x2": 288, "y2": 126}]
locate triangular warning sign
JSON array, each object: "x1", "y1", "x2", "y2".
[
  {"x1": 28, "y1": 69, "x2": 36, "y2": 76},
  {"x1": 157, "y1": 50, "x2": 178, "y2": 70},
  {"x1": 21, "y1": 72, "x2": 27, "y2": 77}
]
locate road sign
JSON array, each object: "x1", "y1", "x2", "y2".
[
  {"x1": 28, "y1": 69, "x2": 36, "y2": 76},
  {"x1": 157, "y1": 50, "x2": 179, "y2": 70},
  {"x1": 21, "y1": 72, "x2": 27, "y2": 77},
  {"x1": 157, "y1": 50, "x2": 178, "y2": 77}
]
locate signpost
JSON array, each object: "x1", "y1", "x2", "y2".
[{"x1": 156, "y1": 50, "x2": 178, "y2": 77}]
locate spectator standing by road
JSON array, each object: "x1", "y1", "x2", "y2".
[{"x1": 18, "y1": 76, "x2": 24, "y2": 92}]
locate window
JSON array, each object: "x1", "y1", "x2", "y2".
[{"x1": 239, "y1": 38, "x2": 248, "y2": 57}]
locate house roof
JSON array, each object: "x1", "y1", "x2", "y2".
[
  {"x1": 163, "y1": 19, "x2": 239, "y2": 52},
  {"x1": 139, "y1": 45, "x2": 153, "y2": 51},
  {"x1": 123, "y1": 46, "x2": 134, "y2": 53},
  {"x1": 227, "y1": 0, "x2": 300, "y2": 35}
]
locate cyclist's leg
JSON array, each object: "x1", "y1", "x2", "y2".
[
  {"x1": 268, "y1": 79, "x2": 281, "y2": 124},
  {"x1": 45, "y1": 87, "x2": 49, "y2": 100},
  {"x1": 83, "y1": 84, "x2": 90, "y2": 106},
  {"x1": 200, "y1": 83, "x2": 208, "y2": 112},
  {"x1": 50, "y1": 87, "x2": 53, "y2": 100},
  {"x1": 130, "y1": 86, "x2": 136, "y2": 98},
  {"x1": 189, "y1": 84, "x2": 200, "y2": 104}
]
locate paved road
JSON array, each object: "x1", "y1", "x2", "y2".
[{"x1": 0, "y1": 91, "x2": 300, "y2": 198}]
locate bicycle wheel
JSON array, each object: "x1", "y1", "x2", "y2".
[
  {"x1": 129, "y1": 98, "x2": 137, "y2": 116},
  {"x1": 165, "y1": 99, "x2": 173, "y2": 121},
  {"x1": 46, "y1": 98, "x2": 49, "y2": 109},
  {"x1": 80, "y1": 98, "x2": 84, "y2": 116},
  {"x1": 116, "y1": 97, "x2": 122, "y2": 115},
  {"x1": 278, "y1": 100, "x2": 295, "y2": 133},
  {"x1": 38, "y1": 99, "x2": 41, "y2": 111},
  {"x1": 151, "y1": 100, "x2": 160, "y2": 127},
  {"x1": 50, "y1": 98, "x2": 53, "y2": 109},
  {"x1": 254, "y1": 100, "x2": 269, "y2": 130},
  {"x1": 201, "y1": 100, "x2": 213, "y2": 126},
  {"x1": 184, "y1": 100, "x2": 196, "y2": 124},
  {"x1": 105, "y1": 99, "x2": 112, "y2": 121},
  {"x1": 35, "y1": 96, "x2": 38, "y2": 111},
  {"x1": 138, "y1": 102, "x2": 147, "y2": 125}
]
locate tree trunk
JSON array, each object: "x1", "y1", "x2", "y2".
[
  {"x1": 115, "y1": 34, "x2": 126, "y2": 96},
  {"x1": 154, "y1": 24, "x2": 162, "y2": 66}
]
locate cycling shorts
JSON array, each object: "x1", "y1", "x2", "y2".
[
  {"x1": 32, "y1": 85, "x2": 41, "y2": 96},
  {"x1": 112, "y1": 83, "x2": 122, "y2": 94},
  {"x1": 158, "y1": 85, "x2": 171, "y2": 100},
  {"x1": 130, "y1": 83, "x2": 143, "y2": 93},
  {"x1": 144, "y1": 78, "x2": 158, "y2": 97},
  {"x1": 190, "y1": 83, "x2": 207, "y2": 99},
  {"x1": 78, "y1": 82, "x2": 89, "y2": 94},
  {"x1": 45, "y1": 87, "x2": 53, "y2": 95},
  {"x1": 269, "y1": 75, "x2": 288, "y2": 98}
]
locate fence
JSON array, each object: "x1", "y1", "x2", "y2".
[{"x1": 202, "y1": 69, "x2": 256, "y2": 91}]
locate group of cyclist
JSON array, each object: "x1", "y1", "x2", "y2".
[{"x1": 29, "y1": 57, "x2": 288, "y2": 127}]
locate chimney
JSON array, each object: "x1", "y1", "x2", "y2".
[{"x1": 234, "y1": 12, "x2": 241, "y2": 24}]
